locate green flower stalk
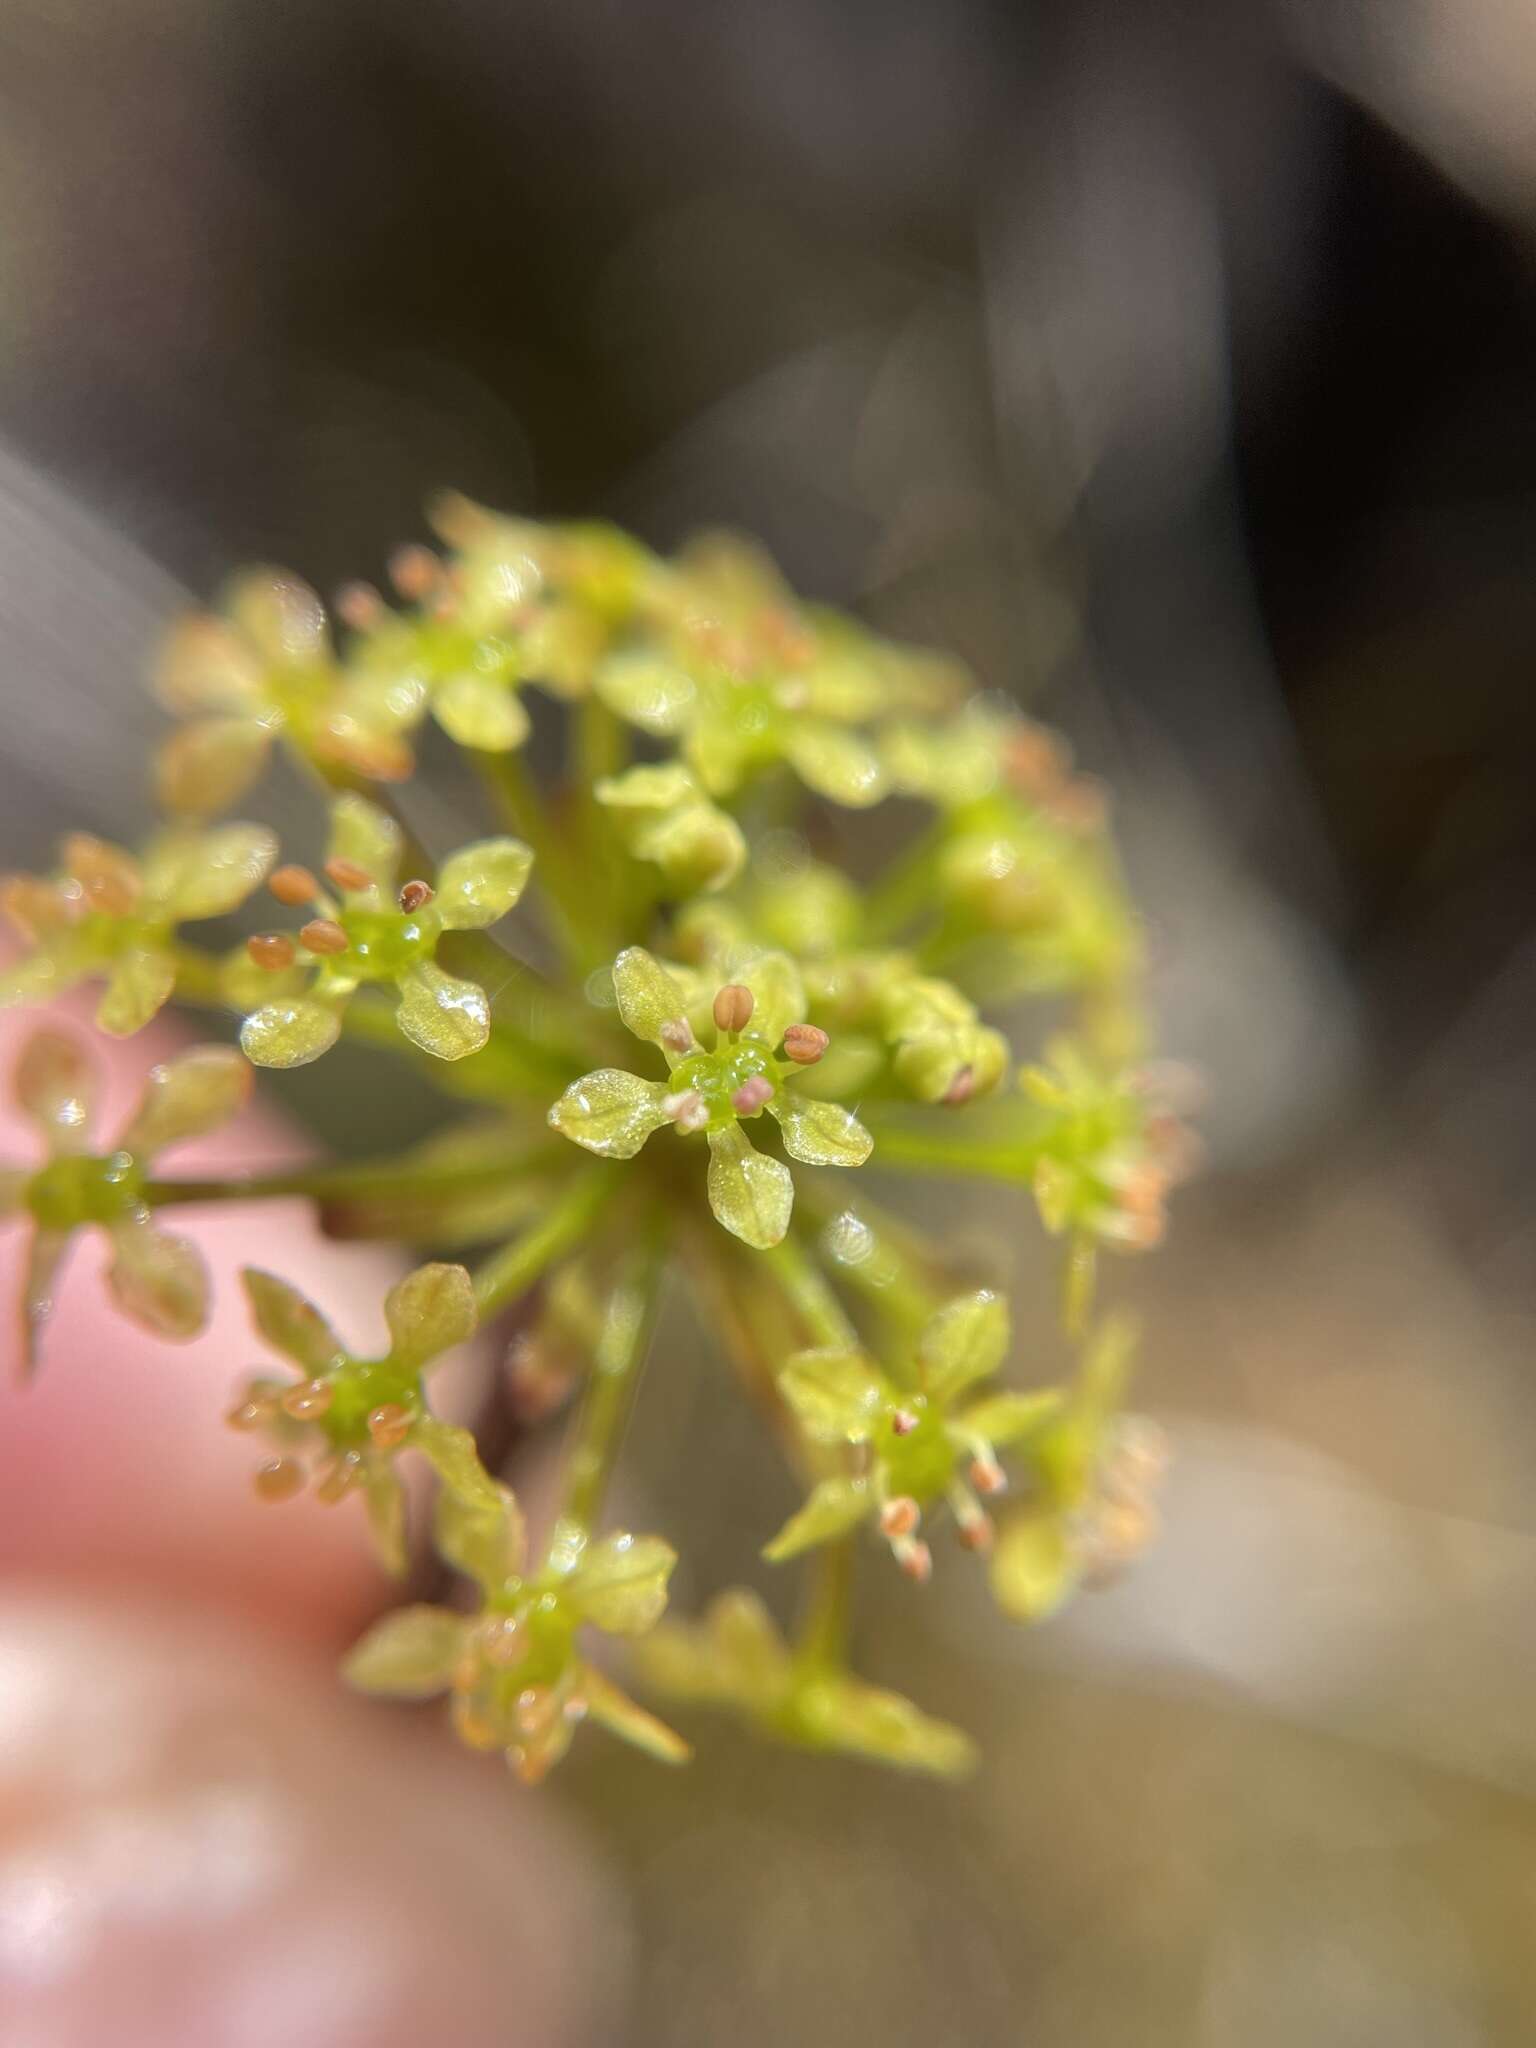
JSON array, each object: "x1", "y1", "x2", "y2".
[{"x1": 0, "y1": 494, "x2": 1193, "y2": 1785}]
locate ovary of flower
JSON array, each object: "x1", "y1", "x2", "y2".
[
  {"x1": 237, "y1": 793, "x2": 532, "y2": 1069},
  {"x1": 546, "y1": 945, "x2": 873, "y2": 1250},
  {"x1": 0, "y1": 1029, "x2": 252, "y2": 1371}
]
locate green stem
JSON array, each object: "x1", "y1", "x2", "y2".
[
  {"x1": 473, "y1": 749, "x2": 600, "y2": 972},
  {"x1": 471, "y1": 1169, "x2": 616, "y2": 1320},
  {"x1": 861, "y1": 820, "x2": 948, "y2": 945},
  {"x1": 857, "y1": 1105, "x2": 1062, "y2": 1184},
  {"x1": 143, "y1": 1141, "x2": 558, "y2": 1212},
  {"x1": 793, "y1": 1179, "x2": 942, "y2": 1335},
  {"x1": 793, "y1": 1536, "x2": 854, "y2": 1675},
  {"x1": 761, "y1": 1232, "x2": 858, "y2": 1350},
  {"x1": 555, "y1": 1224, "x2": 666, "y2": 1542}
]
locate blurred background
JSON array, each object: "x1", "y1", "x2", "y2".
[{"x1": 2, "y1": 0, "x2": 1536, "y2": 2040}]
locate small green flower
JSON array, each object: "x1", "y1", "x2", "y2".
[
  {"x1": 344, "y1": 1482, "x2": 687, "y2": 1783},
  {"x1": 764, "y1": 1288, "x2": 1064, "y2": 1578},
  {"x1": 1024, "y1": 1041, "x2": 1188, "y2": 1252},
  {"x1": 0, "y1": 825, "x2": 279, "y2": 1034},
  {"x1": 230, "y1": 1258, "x2": 480, "y2": 1572},
  {"x1": 153, "y1": 568, "x2": 423, "y2": 816},
  {"x1": 594, "y1": 763, "x2": 746, "y2": 895},
  {"x1": 238, "y1": 794, "x2": 532, "y2": 1067},
  {"x1": 639, "y1": 1587, "x2": 976, "y2": 1779},
  {"x1": 989, "y1": 1317, "x2": 1168, "y2": 1622},
  {"x1": 548, "y1": 946, "x2": 872, "y2": 1249},
  {"x1": 0, "y1": 1030, "x2": 251, "y2": 1371}
]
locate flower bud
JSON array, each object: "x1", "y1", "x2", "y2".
[
  {"x1": 713, "y1": 984, "x2": 754, "y2": 1035},
  {"x1": 781, "y1": 1023, "x2": 829, "y2": 1066},
  {"x1": 253, "y1": 1456, "x2": 305, "y2": 1502},
  {"x1": 299, "y1": 918, "x2": 349, "y2": 956},
  {"x1": 324, "y1": 858, "x2": 375, "y2": 894},
  {"x1": 247, "y1": 933, "x2": 296, "y2": 972},
  {"x1": 270, "y1": 864, "x2": 319, "y2": 907}
]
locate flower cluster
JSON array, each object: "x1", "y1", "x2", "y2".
[{"x1": 0, "y1": 496, "x2": 1190, "y2": 1785}]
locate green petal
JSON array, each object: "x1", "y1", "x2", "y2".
[
  {"x1": 594, "y1": 762, "x2": 697, "y2": 814},
  {"x1": 144, "y1": 824, "x2": 279, "y2": 921},
  {"x1": 735, "y1": 951, "x2": 804, "y2": 1051},
  {"x1": 119, "y1": 1045, "x2": 251, "y2": 1160},
  {"x1": 784, "y1": 721, "x2": 885, "y2": 807},
  {"x1": 707, "y1": 1588, "x2": 792, "y2": 1695},
  {"x1": 384, "y1": 1261, "x2": 477, "y2": 1364},
  {"x1": 434, "y1": 837, "x2": 534, "y2": 929},
  {"x1": 919, "y1": 1289, "x2": 1010, "y2": 1406},
  {"x1": 364, "y1": 1464, "x2": 409, "y2": 1577},
  {"x1": 762, "y1": 1475, "x2": 872, "y2": 1562},
  {"x1": 580, "y1": 1665, "x2": 691, "y2": 1766},
  {"x1": 14, "y1": 1029, "x2": 97, "y2": 1153},
  {"x1": 568, "y1": 1530, "x2": 677, "y2": 1635},
  {"x1": 802, "y1": 1674, "x2": 977, "y2": 1780},
  {"x1": 226, "y1": 566, "x2": 328, "y2": 668},
  {"x1": 685, "y1": 712, "x2": 750, "y2": 797},
  {"x1": 0, "y1": 953, "x2": 81, "y2": 1010},
  {"x1": 777, "y1": 1347, "x2": 887, "y2": 1442},
  {"x1": 240, "y1": 997, "x2": 342, "y2": 1069},
  {"x1": 96, "y1": 948, "x2": 177, "y2": 1037},
  {"x1": 326, "y1": 793, "x2": 402, "y2": 897},
  {"x1": 706, "y1": 1124, "x2": 792, "y2": 1250},
  {"x1": 989, "y1": 1508, "x2": 1081, "y2": 1622},
  {"x1": 342, "y1": 1604, "x2": 464, "y2": 1698},
  {"x1": 593, "y1": 650, "x2": 696, "y2": 735},
  {"x1": 154, "y1": 718, "x2": 270, "y2": 819},
  {"x1": 434, "y1": 670, "x2": 531, "y2": 752},
  {"x1": 434, "y1": 1478, "x2": 526, "y2": 1589},
  {"x1": 611, "y1": 946, "x2": 692, "y2": 1054},
  {"x1": 154, "y1": 613, "x2": 265, "y2": 714},
  {"x1": 242, "y1": 1267, "x2": 349, "y2": 1374},
  {"x1": 106, "y1": 1221, "x2": 208, "y2": 1340},
  {"x1": 548, "y1": 1068, "x2": 669, "y2": 1159},
  {"x1": 765, "y1": 1093, "x2": 872, "y2": 1168},
  {"x1": 955, "y1": 1388, "x2": 1065, "y2": 1449},
  {"x1": 395, "y1": 962, "x2": 490, "y2": 1061}
]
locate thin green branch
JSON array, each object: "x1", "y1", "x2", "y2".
[
  {"x1": 143, "y1": 1140, "x2": 559, "y2": 1212},
  {"x1": 761, "y1": 1231, "x2": 859, "y2": 1350},
  {"x1": 471, "y1": 1169, "x2": 617, "y2": 1320},
  {"x1": 556, "y1": 1223, "x2": 666, "y2": 1541}
]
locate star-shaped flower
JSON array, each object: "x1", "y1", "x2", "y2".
[
  {"x1": 988, "y1": 1316, "x2": 1168, "y2": 1621},
  {"x1": 238, "y1": 794, "x2": 532, "y2": 1068},
  {"x1": 153, "y1": 567, "x2": 424, "y2": 817},
  {"x1": 547, "y1": 946, "x2": 872, "y2": 1249},
  {"x1": 763, "y1": 1288, "x2": 1064, "y2": 1579},
  {"x1": 343, "y1": 1481, "x2": 688, "y2": 1784},
  {"x1": 1024, "y1": 1042, "x2": 1195, "y2": 1253},
  {"x1": 0, "y1": 825, "x2": 278, "y2": 1035},
  {"x1": 0, "y1": 1029, "x2": 251, "y2": 1371},
  {"x1": 229, "y1": 1257, "x2": 480, "y2": 1573},
  {"x1": 639, "y1": 1587, "x2": 976, "y2": 1779}
]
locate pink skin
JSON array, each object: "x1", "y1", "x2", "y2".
[{"x1": 0, "y1": 987, "x2": 616, "y2": 2046}]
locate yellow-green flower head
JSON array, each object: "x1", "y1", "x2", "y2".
[
  {"x1": 0, "y1": 825, "x2": 278, "y2": 1034},
  {"x1": 238, "y1": 794, "x2": 532, "y2": 1068},
  {"x1": 548, "y1": 946, "x2": 872, "y2": 1249},
  {"x1": 0, "y1": 1030, "x2": 251, "y2": 1371},
  {"x1": 1024, "y1": 1041, "x2": 1195, "y2": 1253},
  {"x1": 989, "y1": 1317, "x2": 1168, "y2": 1622},
  {"x1": 640, "y1": 1587, "x2": 976, "y2": 1779},
  {"x1": 594, "y1": 764, "x2": 746, "y2": 896},
  {"x1": 153, "y1": 568, "x2": 425, "y2": 817},
  {"x1": 763, "y1": 1289, "x2": 1064, "y2": 1581},
  {"x1": 343, "y1": 1482, "x2": 687, "y2": 1784},
  {"x1": 232, "y1": 1259, "x2": 480, "y2": 1573}
]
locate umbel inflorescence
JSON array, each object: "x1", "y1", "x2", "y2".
[{"x1": 0, "y1": 498, "x2": 1192, "y2": 1783}]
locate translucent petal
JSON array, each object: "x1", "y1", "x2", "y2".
[
  {"x1": 240, "y1": 997, "x2": 342, "y2": 1070},
  {"x1": 96, "y1": 948, "x2": 177, "y2": 1038},
  {"x1": 62, "y1": 834, "x2": 143, "y2": 914},
  {"x1": 765, "y1": 1094, "x2": 872, "y2": 1169},
  {"x1": 798, "y1": 653, "x2": 886, "y2": 724},
  {"x1": 226, "y1": 566, "x2": 328, "y2": 668},
  {"x1": 777, "y1": 1347, "x2": 887, "y2": 1442},
  {"x1": 383, "y1": 1260, "x2": 477, "y2": 1364},
  {"x1": 342, "y1": 1604, "x2": 464, "y2": 1698},
  {"x1": 154, "y1": 718, "x2": 270, "y2": 818},
  {"x1": 568, "y1": 1530, "x2": 676, "y2": 1635},
  {"x1": 919, "y1": 1289, "x2": 1011, "y2": 1406},
  {"x1": 784, "y1": 721, "x2": 885, "y2": 808},
  {"x1": 242, "y1": 1267, "x2": 349, "y2": 1374},
  {"x1": 806, "y1": 1675, "x2": 977, "y2": 1780},
  {"x1": 119, "y1": 1045, "x2": 251, "y2": 1160},
  {"x1": 735, "y1": 951, "x2": 804, "y2": 1050},
  {"x1": 634, "y1": 803, "x2": 746, "y2": 895},
  {"x1": 433, "y1": 670, "x2": 531, "y2": 752},
  {"x1": 708, "y1": 1588, "x2": 793, "y2": 1695},
  {"x1": 106, "y1": 1221, "x2": 208, "y2": 1340},
  {"x1": 14, "y1": 1029, "x2": 97, "y2": 1153},
  {"x1": 326, "y1": 793, "x2": 402, "y2": 896},
  {"x1": 0, "y1": 954, "x2": 77, "y2": 1010},
  {"x1": 547, "y1": 1068, "x2": 670, "y2": 1159},
  {"x1": 580, "y1": 1665, "x2": 690, "y2": 1766},
  {"x1": 762, "y1": 1475, "x2": 872, "y2": 1562},
  {"x1": 611, "y1": 946, "x2": 691, "y2": 1053},
  {"x1": 394, "y1": 962, "x2": 491, "y2": 1061},
  {"x1": 154, "y1": 613, "x2": 265, "y2": 714},
  {"x1": 593, "y1": 763, "x2": 697, "y2": 815},
  {"x1": 2, "y1": 875, "x2": 77, "y2": 942},
  {"x1": 145, "y1": 824, "x2": 279, "y2": 921},
  {"x1": 955, "y1": 1388, "x2": 1065, "y2": 1449},
  {"x1": 364, "y1": 1464, "x2": 409, "y2": 1577},
  {"x1": 20, "y1": 1225, "x2": 72, "y2": 1375},
  {"x1": 593, "y1": 650, "x2": 696, "y2": 736},
  {"x1": 989, "y1": 1508, "x2": 1080, "y2": 1622},
  {"x1": 685, "y1": 715, "x2": 749, "y2": 797},
  {"x1": 706, "y1": 1125, "x2": 792, "y2": 1250},
  {"x1": 434, "y1": 1478, "x2": 526, "y2": 1589},
  {"x1": 434, "y1": 838, "x2": 534, "y2": 930}
]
